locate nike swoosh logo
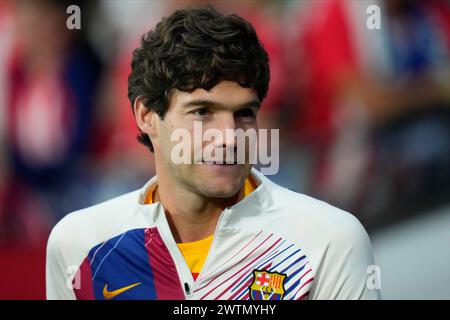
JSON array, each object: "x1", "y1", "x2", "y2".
[{"x1": 102, "y1": 282, "x2": 142, "y2": 299}]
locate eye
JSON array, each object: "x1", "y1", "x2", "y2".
[
  {"x1": 193, "y1": 107, "x2": 209, "y2": 117},
  {"x1": 235, "y1": 108, "x2": 256, "y2": 119}
]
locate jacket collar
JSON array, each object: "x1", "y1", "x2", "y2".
[{"x1": 134, "y1": 167, "x2": 273, "y2": 227}]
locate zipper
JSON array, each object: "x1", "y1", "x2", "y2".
[
  {"x1": 154, "y1": 203, "x2": 229, "y2": 299},
  {"x1": 154, "y1": 203, "x2": 196, "y2": 299},
  {"x1": 194, "y1": 208, "x2": 229, "y2": 284}
]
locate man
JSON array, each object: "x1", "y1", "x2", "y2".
[{"x1": 46, "y1": 5, "x2": 381, "y2": 300}]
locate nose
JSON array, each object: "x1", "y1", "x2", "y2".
[{"x1": 213, "y1": 113, "x2": 237, "y2": 149}]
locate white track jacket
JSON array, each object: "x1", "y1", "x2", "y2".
[{"x1": 46, "y1": 168, "x2": 381, "y2": 300}]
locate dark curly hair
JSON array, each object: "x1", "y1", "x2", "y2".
[{"x1": 128, "y1": 5, "x2": 270, "y2": 152}]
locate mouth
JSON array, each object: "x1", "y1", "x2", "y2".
[{"x1": 201, "y1": 161, "x2": 238, "y2": 165}]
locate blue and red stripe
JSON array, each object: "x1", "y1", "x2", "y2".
[{"x1": 73, "y1": 228, "x2": 184, "y2": 300}]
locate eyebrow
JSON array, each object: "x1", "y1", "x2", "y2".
[{"x1": 182, "y1": 99, "x2": 261, "y2": 111}]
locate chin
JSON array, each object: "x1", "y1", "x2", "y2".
[
  {"x1": 185, "y1": 164, "x2": 250, "y2": 198},
  {"x1": 199, "y1": 179, "x2": 243, "y2": 198},
  {"x1": 205, "y1": 184, "x2": 241, "y2": 198}
]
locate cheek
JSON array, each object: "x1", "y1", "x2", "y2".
[
  {"x1": 157, "y1": 123, "x2": 181, "y2": 162},
  {"x1": 161, "y1": 122, "x2": 199, "y2": 164}
]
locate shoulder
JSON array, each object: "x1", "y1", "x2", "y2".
[
  {"x1": 49, "y1": 189, "x2": 140, "y2": 238},
  {"x1": 46, "y1": 189, "x2": 142, "y2": 266},
  {"x1": 259, "y1": 173, "x2": 371, "y2": 249}
]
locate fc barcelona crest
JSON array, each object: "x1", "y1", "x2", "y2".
[{"x1": 248, "y1": 270, "x2": 286, "y2": 300}]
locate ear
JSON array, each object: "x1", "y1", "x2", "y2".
[{"x1": 134, "y1": 98, "x2": 158, "y2": 140}]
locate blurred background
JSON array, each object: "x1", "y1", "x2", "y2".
[{"x1": 0, "y1": 0, "x2": 449, "y2": 299}]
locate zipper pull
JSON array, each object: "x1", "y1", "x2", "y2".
[{"x1": 184, "y1": 282, "x2": 192, "y2": 296}]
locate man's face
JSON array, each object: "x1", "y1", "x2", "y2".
[{"x1": 154, "y1": 80, "x2": 260, "y2": 199}]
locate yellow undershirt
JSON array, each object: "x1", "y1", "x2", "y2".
[
  {"x1": 145, "y1": 175, "x2": 258, "y2": 280},
  {"x1": 177, "y1": 235, "x2": 214, "y2": 280}
]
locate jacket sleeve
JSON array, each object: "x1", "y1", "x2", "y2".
[
  {"x1": 46, "y1": 222, "x2": 77, "y2": 300},
  {"x1": 309, "y1": 214, "x2": 382, "y2": 300}
]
